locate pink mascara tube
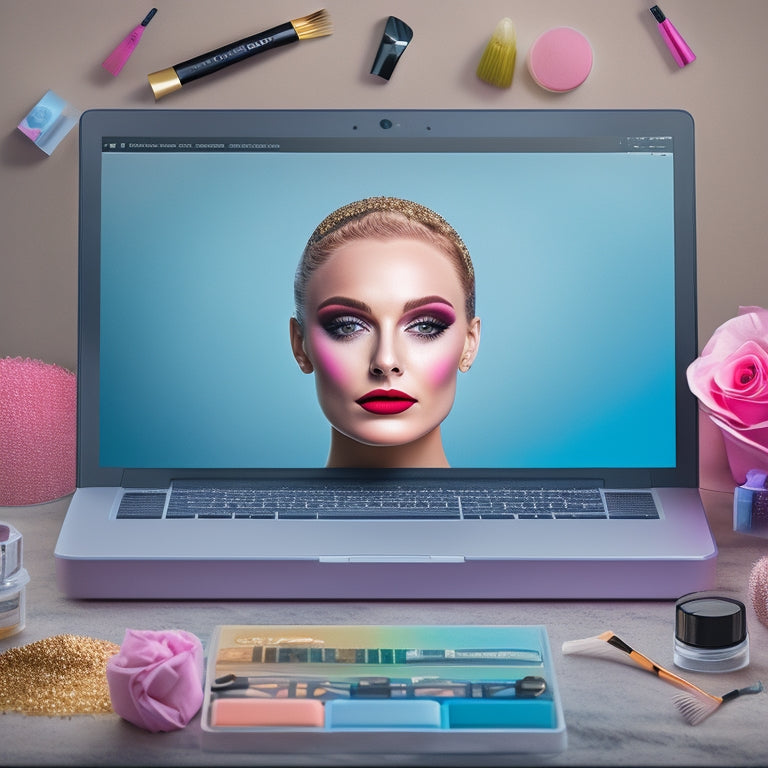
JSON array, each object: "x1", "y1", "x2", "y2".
[{"x1": 650, "y1": 5, "x2": 695, "y2": 67}]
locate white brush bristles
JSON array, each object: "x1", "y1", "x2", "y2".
[
  {"x1": 561, "y1": 633, "x2": 612, "y2": 655},
  {"x1": 672, "y1": 690, "x2": 721, "y2": 726},
  {"x1": 561, "y1": 632, "x2": 637, "y2": 667}
]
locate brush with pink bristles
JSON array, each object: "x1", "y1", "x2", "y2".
[
  {"x1": 102, "y1": 8, "x2": 157, "y2": 76},
  {"x1": 562, "y1": 630, "x2": 763, "y2": 725}
]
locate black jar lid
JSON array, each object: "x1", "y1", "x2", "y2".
[{"x1": 675, "y1": 593, "x2": 747, "y2": 649}]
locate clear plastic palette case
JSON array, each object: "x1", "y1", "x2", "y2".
[{"x1": 201, "y1": 624, "x2": 566, "y2": 755}]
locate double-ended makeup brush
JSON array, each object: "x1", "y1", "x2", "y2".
[{"x1": 562, "y1": 630, "x2": 763, "y2": 725}]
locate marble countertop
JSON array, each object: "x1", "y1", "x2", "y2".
[{"x1": 1, "y1": 490, "x2": 767, "y2": 766}]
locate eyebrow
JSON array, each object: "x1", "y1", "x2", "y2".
[
  {"x1": 402, "y1": 295, "x2": 455, "y2": 313},
  {"x1": 316, "y1": 296, "x2": 372, "y2": 314},
  {"x1": 316, "y1": 295, "x2": 455, "y2": 315}
]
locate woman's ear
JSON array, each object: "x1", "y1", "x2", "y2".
[
  {"x1": 290, "y1": 318, "x2": 314, "y2": 373},
  {"x1": 459, "y1": 316, "x2": 481, "y2": 372}
]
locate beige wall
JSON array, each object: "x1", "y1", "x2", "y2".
[{"x1": 1, "y1": 0, "x2": 766, "y2": 488}]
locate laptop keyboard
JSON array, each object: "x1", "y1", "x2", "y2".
[{"x1": 116, "y1": 481, "x2": 660, "y2": 521}]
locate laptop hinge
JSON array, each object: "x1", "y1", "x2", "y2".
[{"x1": 319, "y1": 555, "x2": 465, "y2": 564}]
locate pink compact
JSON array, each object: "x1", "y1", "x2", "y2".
[{"x1": 527, "y1": 27, "x2": 593, "y2": 93}]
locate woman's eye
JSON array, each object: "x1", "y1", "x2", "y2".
[
  {"x1": 324, "y1": 316, "x2": 368, "y2": 339},
  {"x1": 406, "y1": 317, "x2": 450, "y2": 339}
]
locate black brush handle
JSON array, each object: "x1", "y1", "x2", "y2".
[{"x1": 173, "y1": 22, "x2": 298, "y2": 84}]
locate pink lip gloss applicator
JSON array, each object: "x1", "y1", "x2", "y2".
[{"x1": 650, "y1": 5, "x2": 695, "y2": 67}]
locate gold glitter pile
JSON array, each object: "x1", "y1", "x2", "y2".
[{"x1": 0, "y1": 634, "x2": 120, "y2": 716}]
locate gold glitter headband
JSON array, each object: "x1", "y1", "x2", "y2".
[{"x1": 307, "y1": 196, "x2": 474, "y2": 279}]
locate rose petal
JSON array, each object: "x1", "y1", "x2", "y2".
[
  {"x1": 700, "y1": 307, "x2": 768, "y2": 359},
  {"x1": 708, "y1": 343, "x2": 768, "y2": 426},
  {"x1": 688, "y1": 310, "x2": 768, "y2": 431}
]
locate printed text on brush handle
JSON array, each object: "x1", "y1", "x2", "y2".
[{"x1": 173, "y1": 24, "x2": 298, "y2": 83}]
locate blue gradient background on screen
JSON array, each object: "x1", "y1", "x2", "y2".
[{"x1": 100, "y1": 150, "x2": 676, "y2": 468}]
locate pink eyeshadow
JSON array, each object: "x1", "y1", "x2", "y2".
[
  {"x1": 316, "y1": 304, "x2": 368, "y2": 324},
  {"x1": 404, "y1": 302, "x2": 456, "y2": 326}
]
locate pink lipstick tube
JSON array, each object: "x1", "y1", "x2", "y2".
[{"x1": 650, "y1": 5, "x2": 695, "y2": 67}]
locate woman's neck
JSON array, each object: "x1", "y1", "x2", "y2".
[{"x1": 326, "y1": 427, "x2": 449, "y2": 469}]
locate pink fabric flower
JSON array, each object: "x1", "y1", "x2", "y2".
[
  {"x1": 106, "y1": 629, "x2": 204, "y2": 732},
  {"x1": 687, "y1": 306, "x2": 768, "y2": 483},
  {"x1": 687, "y1": 306, "x2": 768, "y2": 433}
]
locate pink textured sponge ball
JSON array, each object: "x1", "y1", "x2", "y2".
[
  {"x1": 0, "y1": 357, "x2": 76, "y2": 505},
  {"x1": 749, "y1": 556, "x2": 768, "y2": 628}
]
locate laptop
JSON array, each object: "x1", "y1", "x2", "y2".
[{"x1": 54, "y1": 108, "x2": 717, "y2": 599}]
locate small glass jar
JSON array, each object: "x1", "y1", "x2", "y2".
[
  {"x1": 674, "y1": 593, "x2": 749, "y2": 673},
  {"x1": 0, "y1": 523, "x2": 29, "y2": 639}
]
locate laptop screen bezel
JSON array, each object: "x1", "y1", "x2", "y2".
[{"x1": 77, "y1": 108, "x2": 698, "y2": 490}]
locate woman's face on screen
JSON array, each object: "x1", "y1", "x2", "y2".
[{"x1": 291, "y1": 237, "x2": 480, "y2": 449}]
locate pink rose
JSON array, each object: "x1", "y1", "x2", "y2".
[
  {"x1": 106, "y1": 629, "x2": 204, "y2": 732},
  {"x1": 687, "y1": 306, "x2": 768, "y2": 433}
]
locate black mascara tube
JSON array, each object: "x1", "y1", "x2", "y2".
[{"x1": 148, "y1": 10, "x2": 331, "y2": 99}]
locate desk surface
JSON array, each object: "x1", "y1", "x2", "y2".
[{"x1": 1, "y1": 490, "x2": 767, "y2": 766}]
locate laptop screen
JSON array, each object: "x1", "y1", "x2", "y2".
[{"x1": 78, "y1": 109, "x2": 697, "y2": 487}]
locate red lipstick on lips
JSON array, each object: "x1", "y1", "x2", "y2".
[{"x1": 356, "y1": 389, "x2": 417, "y2": 415}]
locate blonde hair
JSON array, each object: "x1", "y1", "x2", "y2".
[{"x1": 294, "y1": 197, "x2": 475, "y2": 326}]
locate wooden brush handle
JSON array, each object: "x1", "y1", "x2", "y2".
[{"x1": 607, "y1": 634, "x2": 717, "y2": 699}]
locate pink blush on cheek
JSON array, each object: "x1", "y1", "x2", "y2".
[
  {"x1": 311, "y1": 332, "x2": 351, "y2": 387},
  {"x1": 428, "y1": 354, "x2": 459, "y2": 389}
]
